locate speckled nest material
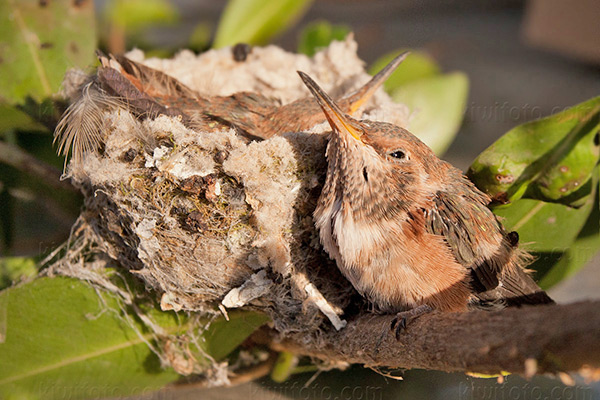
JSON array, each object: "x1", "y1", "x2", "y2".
[{"x1": 53, "y1": 37, "x2": 409, "y2": 348}]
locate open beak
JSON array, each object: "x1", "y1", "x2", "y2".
[{"x1": 298, "y1": 71, "x2": 363, "y2": 141}]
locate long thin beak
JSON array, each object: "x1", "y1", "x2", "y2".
[
  {"x1": 298, "y1": 71, "x2": 363, "y2": 141},
  {"x1": 346, "y1": 51, "x2": 409, "y2": 114}
]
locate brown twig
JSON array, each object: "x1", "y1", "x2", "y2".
[
  {"x1": 0, "y1": 141, "x2": 76, "y2": 193},
  {"x1": 161, "y1": 352, "x2": 277, "y2": 392},
  {"x1": 272, "y1": 301, "x2": 600, "y2": 376}
]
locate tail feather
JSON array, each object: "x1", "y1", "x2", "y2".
[
  {"x1": 55, "y1": 52, "x2": 210, "y2": 167},
  {"x1": 108, "y1": 54, "x2": 202, "y2": 103},
  {"x1": 497, "y1": 266, "x2": 554, "y2": 306},
  {"x1": 202, "y1": 91, "x2": 281, "y2": 138},
  {"x1": 54, "y1": 79, "x2": 124, "y2": 166},
  {"x1": 470, "y1": 249, "x2": 554, "y2": 309}
]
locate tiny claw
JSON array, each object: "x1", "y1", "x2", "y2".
[
  {"x1": 391, "y1": 316, "x2": 407, "y2": 340},
  {"x1": 390, "y1": 304, "x2": 433, "y2": 340},
  {"x1": 390, "y1": 317, "x2": 398, "y2": 332}
]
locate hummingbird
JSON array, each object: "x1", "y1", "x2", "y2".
[
  {"x1": 56, "y1": 50, "x2": 408, "y2": 164},
  {"x1": 200, "y1": 51, "x2": 409, "y2": 140},
  {"x1": 297, "y1": 72, "x2": 554, "y2": 336}
]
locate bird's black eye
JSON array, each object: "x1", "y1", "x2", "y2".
[{"x1": 389, "y1": 150, "x2": 408, "y2": 160}]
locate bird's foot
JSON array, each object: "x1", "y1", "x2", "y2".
[{"x1": 390, "y1": 304, "x2": 433, "y2": 340}]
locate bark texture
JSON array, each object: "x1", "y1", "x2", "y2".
[{"x1": 274, "y1": 301, "x2": 600, "y2": 375}]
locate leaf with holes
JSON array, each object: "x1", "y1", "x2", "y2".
[
  {"x1": 468, "y1": 96, "x2": 600, "y2": 205},
  {"x1": 0, "y1": 0, "x2": 96, "y2": 104}
]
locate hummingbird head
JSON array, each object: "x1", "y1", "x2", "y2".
[{"x1": 298, "y1": 71, "x2": 442, "y2": 218}]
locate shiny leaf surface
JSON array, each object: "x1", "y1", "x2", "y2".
[
  {"x1": 537, "y1": 174, "x2": 600, "y2": 288},
  {"x1": 468, "y1": 97, "x2": 600, "y2": 204},
  {"x1": 0, "y1": 277, "x2": 268, "y2": 399},
  {"x1": 495, "y1": 179, "x2": 595, "y2": 253},
  {"x1": 214, "y1": 0, "x2": 314, "y2": 48}
]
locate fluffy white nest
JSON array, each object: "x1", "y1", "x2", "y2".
[{"x1": 52, "y1": 36, "x2": 409, "y2": 376}]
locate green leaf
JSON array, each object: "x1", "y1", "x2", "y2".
[
  {"x1": 470, "y1": 97, "x2": 600, "y2": 286},
  {"x1": 468, "y1": 96, "x2": 600, "y2": 204},
  {"x1": 495, "y1": 189, "x2": 595, "y2": 253},
  {"x1": 0, "y1": 277, "x2": 179, "y2": 399},
  {"x1": 188, "y1": 22, "x2": 213, "y2": 52},
  {"x1": 0, "y1": 103, "x2": 47, "y2": 134},
  {"x1": 213, "y1": 0, "x2": 314, "y2": 48},
  {"x1": 0, "y1": 0, "x2": 97, "y2": 104},
  {"x1": 104, "y1": 0, "x2": 178, "y2": 31},
  {"x1": 493, "y1": 168, "x2": 599, "y2": 288},
  {"x1": 0, "y1": 277, "x2": 269, "y2": 399},
  {"x1": 201, "y1": 311, "x2": 270, "y2": 361},
  {"x1": 0, "y1": 257, "x2": 37, "y2": 290},
  {"x1": 369, "y1": 50, "x2": 440, "y2": 93},
  {"x1": 297, "y1": 21, "x2": 351, "y2": 56},
  {"x1": 391, "y1": 72, "x2": 469, "y2": 155},
  {"x1": 537, "y1": 175, "x2": 600, "y2": 288}
]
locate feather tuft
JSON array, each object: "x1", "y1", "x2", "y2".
[{"x1": 54, "y1": 80, "x2": 124, "y2": 168}]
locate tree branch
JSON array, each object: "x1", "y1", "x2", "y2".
[
  {"x1": 273, "y1": 301, "x2": 600, "y2": 376},
  {"x1": 0, "y1": 141, "x2": 75, "y2": 193}
]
